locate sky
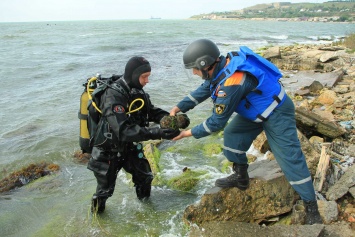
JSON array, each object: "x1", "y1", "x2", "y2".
[{"x1": 0, "y1": 0, "x2": 325, "y2": 22}]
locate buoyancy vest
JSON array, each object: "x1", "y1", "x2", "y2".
[{"x1": 211, "y1": 46, "x2": 286, "y2": 122}]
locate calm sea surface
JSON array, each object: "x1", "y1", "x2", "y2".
[{"x1": 0, "y1": 20, "x2": 354, "y2": 236}]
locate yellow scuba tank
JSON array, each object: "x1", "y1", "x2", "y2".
[
  {"x1": 79, "y1": 76, "x2": 97, "y2": 153},
  {"x1": 78, "y1": 74, "x2": 145, "y2": 154}
]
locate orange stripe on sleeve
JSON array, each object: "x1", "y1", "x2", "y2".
[{"x1": 224, "y1": 72, "x2": 245, "y2": 86}]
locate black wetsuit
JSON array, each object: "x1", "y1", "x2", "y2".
[{"x1": 87, "y1": 78, "x2": 168, "y2": 200}]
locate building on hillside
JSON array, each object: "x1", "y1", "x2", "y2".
[{"x1": 273, "y1": 2, "x2": 292, "y2": 8}]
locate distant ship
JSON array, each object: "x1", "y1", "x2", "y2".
[{"x1": 150, "y1": 16, "x2": 161, "y2": 20}]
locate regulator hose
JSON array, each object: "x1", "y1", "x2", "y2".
[{"x1": 87, "y1": 77, "x2": 145, "y2": 114}]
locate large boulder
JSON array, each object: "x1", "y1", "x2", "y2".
[
  {"x1": 252, "y1": 130, "x2": 320, "y2": 176},
  {"x1": 189, "y1": 221, "x2": 354, "y2": 237},
  {"x1": 183, "y1": 160, "x2": 297, "y2": 225},
  {"x1": 189, "y1": 221, "x2": 324, "y2": 237},
  {"x1": 295, "y1": 106, "x2": 347, "y2": 139}
]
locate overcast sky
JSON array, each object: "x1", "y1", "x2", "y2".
[{"x1": 0, "y1": 0, "x2": 325, "y2": 22}]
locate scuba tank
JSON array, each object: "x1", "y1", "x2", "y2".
[
  {"x1": 78, "y1": 73, "x2": 144, "y2": 154},
  {"x1": 79, "y1": 75, "x2": 98, "y2": 153}
]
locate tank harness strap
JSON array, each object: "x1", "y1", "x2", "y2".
[
  {"x1": 78, "y1": 112, "x2": 88, "y2": 120},
  {"x1": 254, "y1": 82, "x2": 286, "y2": 123}
]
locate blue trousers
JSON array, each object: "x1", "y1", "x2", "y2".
[{"x1": 223, "y1": 95, "x2": 316, "y2": 201}]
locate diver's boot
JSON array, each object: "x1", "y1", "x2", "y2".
[
  {"x1": 215, "y1": 163, "x2": 249, "y2": 190},
  {"x1": 91, "y1": 195, "x2": 107, "y2": 213},
  {"x1": 136, "y1": 176, "x2": 153, "y2": 201},
  {"x1": 304, "y1": 200, "x2": 323, "y2": 224}
]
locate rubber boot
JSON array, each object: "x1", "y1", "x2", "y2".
[
  {"x1": 304, "y1": 200, "x2": 323, "y2": 224},
  {"x1": 136, "y1": 184, "x2": 151, "y2": 201},
  {"x1": 135, "y1": 175, "x2": 153, "y2": 201},
  {"x1": 91, "y1": 195, "x2": 107, "y2": 213},
  {"x1": 215, "y1": 163, "x2": 249, "y2": 190}
]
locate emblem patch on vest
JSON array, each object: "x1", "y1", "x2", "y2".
[
  {"x1": 113, "y1": 104, "x2": 125, "y2": 113},
  {"x1": 217, "y1": 90, "x2": 227, "y2": 97},
  {"x1": 215, "y1": 104, "x2": 225, "y2": 114}
]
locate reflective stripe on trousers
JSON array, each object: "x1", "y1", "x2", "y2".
[{"x1": 223, "y1": 95, "x2": 316, "y2": 201}]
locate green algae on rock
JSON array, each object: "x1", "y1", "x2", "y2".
[
  {"x1": 167, "y1": 168, "x2": 207, "y2": 192},
  {"x1": 0, "y1": 162, "x2": 60, "y2": 193}
]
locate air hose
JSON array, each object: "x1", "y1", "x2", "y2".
[{"x1": 87, "y1": 76, "x2": 145, "y2": 114}]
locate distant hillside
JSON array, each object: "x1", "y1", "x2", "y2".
[{"x1": 191, "y1": 1, "x2": 355, "y2": 22}]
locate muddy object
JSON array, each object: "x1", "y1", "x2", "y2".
[
  {"x1": 160, "y1": 114, "x2": 190, "y2": 129},
  {"x1": 73, "y1": 150, "x2": 91, "y2": 164},
  {"x1": 0, "y1": 162, "x2": 60, "y2": 193},
  {"x1": 291, "y1": 200, "x2": 306, "y2": 225}
]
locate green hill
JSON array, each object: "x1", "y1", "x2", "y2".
[{"x1": 191, "y1": 1, "x2": 355, "y2": 22}]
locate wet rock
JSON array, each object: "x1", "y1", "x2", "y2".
[
  {"x1": 144, "y1": 143, "x2": 163, "y2": 185},
  {"x1": 0, "y1": 162, "x2": 60, "y2": 193},
  {"x1": 202, "y1": 143, "x2": 223, "y2": 157},
  {"x1": 73, "y1": 150, "x2": 91, "y2": 164},
  {"x1": 183, "y1": 160, "x2": 297, "y2": 224},
  {"x1": 189, "y1": 220, "x2": 354, "y2": 237},
  {"x1": 167, "y1": 168, "x2": 207, "y2": 192},
  {"x1": 189, "y1": 221, "x2": 324, "y2": 237}
]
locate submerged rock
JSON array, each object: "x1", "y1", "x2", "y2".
[
  {"x1": 144, "y1": 143, "x2": 163, "y2": 185},
  {"x1": 167, "y1": 168, "x2": 207, "y2": 192},
  {"x1": 0, "y1": 162, "x2": 60, "y2": 193},
  {"x1": 73, "y1": 150, "x2": 91, "y2": 164}
]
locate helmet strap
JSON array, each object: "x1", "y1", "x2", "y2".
[
  {"x1": 201, "y1": 61, "x2": 217, "y2": 79},
  {"x1": 207, "y1": 61, "x2": 217, "y2": 71},
  {"x1": 201, "y1": 69, "x2": 209, "y2": 79}
]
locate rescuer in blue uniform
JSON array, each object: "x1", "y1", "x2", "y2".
[{"x1": 170, "y1": 39, "x2": 322, "y2": 225}]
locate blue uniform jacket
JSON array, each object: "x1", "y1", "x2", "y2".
[
  {"x1": 177, "y1": 47, "x2": 285, "y2": 139},
  {"x1": 177, "y1": 59, "x2": 258, "y2": 139}
]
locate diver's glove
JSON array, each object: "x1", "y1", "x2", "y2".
[
  {"x1": 149, "y1": 128, "x2": 180, "y2": 140},
  {"x1": 160, "y1": 114, "x2": 190, "y2": 129}
]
